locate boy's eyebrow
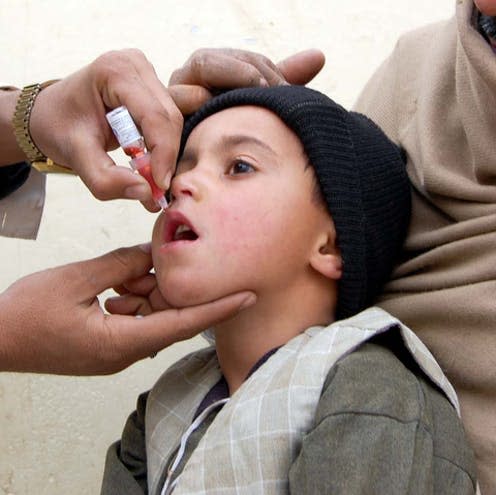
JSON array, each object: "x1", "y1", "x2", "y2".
[
  {"x1": 219, "y1": 134, "x2": 277, "y2": 157},
  {"x1": 180, "y1": 134, "x2": 278, "y2": 164}
]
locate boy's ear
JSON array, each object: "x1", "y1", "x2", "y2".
[{"x1": 309, "y1": 231, "x2": 342, "y2": 281}]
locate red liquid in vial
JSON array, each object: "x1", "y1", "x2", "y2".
[
  {"x1": 124, "y1": 146, "x2": 144, "y2": 157},
  {"x1": 123, "y1": 146, "x2": 165, "y2": 201},
  {"x1": 137, "y1": 163, "x2": 165, "y2": 200}
]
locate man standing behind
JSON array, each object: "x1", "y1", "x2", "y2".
[{"x1": 353, "y1": 1, "x2": 496, "y2": 492}]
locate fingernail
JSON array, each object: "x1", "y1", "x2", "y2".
[
  {"x1": 239, "y1": 293, "x2": 257, "y2": 310},
  {"x1": 164, "y1": 170, "x2": 173, "y2": 189},
  {"x1": 125, "y1": 184, "x2": 150, "y2": 200},
  {"x1": 259, "y1": 77, "x2": 269, "y2": 87},
  {"x1": 139, "y1": 242, "x2": 152, "y2": 253}
]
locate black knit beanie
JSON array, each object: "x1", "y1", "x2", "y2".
[{"x1": 180, "y1": 85, "x2": 411, "y2": 320}]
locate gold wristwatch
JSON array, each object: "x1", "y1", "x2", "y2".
[
  {"x1": 31, "y1": 158, "x2": 76, "y2": 174},
  {"x1": 12, "y1": 80, "x2": 76, "y2": 174}
]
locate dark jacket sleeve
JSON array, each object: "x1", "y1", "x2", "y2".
[
  {"x1": 101, "y1": 391, "x2": 149, "y2": 495},
  {"x1": 0, "y1": 162, "x2": 31, "y2": 200},
  {"x1": 289, "y1": 342, "x2": 477, "y2": 495}
]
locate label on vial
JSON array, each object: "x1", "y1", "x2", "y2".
[{"x1": 106, "y1": 106, "x2": 141, "y2": 148}]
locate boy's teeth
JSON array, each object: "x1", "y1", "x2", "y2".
[
  {"x1": 173, "y1": 224, "x2": 197, "y2": 241},
  {"x1": 174, "y1": 225, "x2": 188, "y2": 240}
]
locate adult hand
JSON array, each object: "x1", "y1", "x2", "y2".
[
  {"x1": 168, "y1": 48, "x2": 326, "y2": 115},
  {"x1": 105, "y1": 268, "x2": 170, "y2": 317},
  {"x1": 475, "y1": 0, "x2": 496, "y2": 16},
  {"x1": 28, "y1": 49, "x2": 181, "y2": 210},
  {"x1": 0, "y1": 245, "x2": 255, "y2": 375}
]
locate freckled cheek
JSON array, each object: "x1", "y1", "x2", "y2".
[{"x1": 209, "y1": 198, "x2": 277, "y2": 255}]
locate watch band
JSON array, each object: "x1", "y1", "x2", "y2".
[
  {"x1": 12, "y1": 79, "x2": 60, "y2": 163},
  {"x1": 32, "y1": 158, "x2": 76, "y2": 175}
]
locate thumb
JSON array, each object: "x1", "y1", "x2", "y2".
[
  {"x1": 168, "y1": 84, "x2": 213, "y2": 115},
  {"x1": 108, "y1": 291, "x2": 257, "y2": 361},
  {"x1": 277, "y1": 49, "x2": 326, "y2": 86},
  {"x1": 76, "y1": 244, "x2": 153, "y2": 298}
]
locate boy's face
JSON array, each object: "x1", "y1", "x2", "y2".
[{"x1": 152, "y1": 105, "x2": 334, "y2": 307}]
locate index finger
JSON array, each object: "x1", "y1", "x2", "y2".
[
  {"x1": 168, "y1": 85, "x2": 213, "y2": 115},
  {"x1": 75, "y1": 245, "x2": 153, "y2": 299},
  {"x1": 276, "y1": 49, "x2": 326, "y2": 86},
  {"x1": 105, "y1": 75, "x2": 182, "y2": 191},
  {"x1": 108, "y1": 291, "x2": 257, "y2": 361},
  {"x1": 98, "y1": 54, "x2": 182, "y2": 191},
  {"x1": 124, "y1": 50, "x2": 184, "y2": 190},
  {"x1": 170, "y1": 52, "x2": 268, "y2": 88}
]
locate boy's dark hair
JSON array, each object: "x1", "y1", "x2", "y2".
[{"x1": 181, "y1": 85, "x2": 411, "y2": 320}]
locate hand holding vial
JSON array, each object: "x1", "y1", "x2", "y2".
[{"x1": 106, "y1": 106, "x2": 168, "y2": 210}]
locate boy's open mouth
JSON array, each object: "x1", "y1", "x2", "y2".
[
  {"x1": 164, "y1": 212, "x2": 199, "y2": 243},
  {"x1": 173, "y1": 224, "x2": 198, "y2": 241}
]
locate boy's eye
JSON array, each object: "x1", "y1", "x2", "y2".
[{"x1": 228, "y1": 160, "x2": 255, "y2": 175}]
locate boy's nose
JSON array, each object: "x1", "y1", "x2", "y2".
[{"x1": 169, "y1": 169, "x2": 203, "y2": 202}]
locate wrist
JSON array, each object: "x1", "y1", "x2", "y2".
[
  {"x1": 12, "y1": 80, "x2": 61, "y2": 164},
  {"x1": 28, "y1": 82, "x2": 56, "y2": 162},
  {"x1": 0, "y1": 88, "x2": 26, "y2": 166}
]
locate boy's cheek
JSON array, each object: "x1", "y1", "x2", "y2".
[
  {"x1": 211, "y1": 197, "x2": 277, "y2": 250},
  {"x1": 151, "y1": 212, "x2": 169, "y2": 265},
  {"x1": 151, "y1": 212, "x2": 164, "y2": 248}
]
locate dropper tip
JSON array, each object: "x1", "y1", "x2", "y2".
[{"x1": 157, "y1": 196, "x2": 168, "y2": 210}]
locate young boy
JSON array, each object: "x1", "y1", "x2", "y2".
[{"x1": 101, "y1": 86, "x2": 476, "y2": 494}]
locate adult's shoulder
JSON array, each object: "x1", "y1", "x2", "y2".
[{"x1": 354, "y1": 14, "x2": 457, "y2": 143}]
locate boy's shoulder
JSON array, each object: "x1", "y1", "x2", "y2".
[
  {"x1": 316, "y1": 334, "x2": 476, "y2": 482},
  {"x1": 289, "y1": 336, "x2": 477, "y2": 494},
  {"x1": 321, "y1": 336, "x2": 449, "y2": 420}
]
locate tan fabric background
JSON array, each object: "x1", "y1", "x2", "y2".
[{"x1": 354, "y1": 2, "x2": 496, "y2": 492}]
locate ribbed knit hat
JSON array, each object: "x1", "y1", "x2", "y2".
[{"x1": 180, "y1": 85, "x2": 411, "y2": 320}]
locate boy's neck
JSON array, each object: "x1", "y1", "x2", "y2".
[{"x1": 213, "y1": 276, "x2": 336, "y2": 394}]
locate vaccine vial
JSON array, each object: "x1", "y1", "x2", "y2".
[{"x1": 106, "y1": 106, "x2": 168, "y2": 209}]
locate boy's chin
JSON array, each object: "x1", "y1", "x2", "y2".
[
  {"x1": 156, "y1": 279, "x2": 216, "y2": 309},
  {"x1": 157, "y1": 277, "x2": 252, "y2": 310}
]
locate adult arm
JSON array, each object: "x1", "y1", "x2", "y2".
[
  {"x1": 0, "y1": 87, "x2": 41, "y2": 238},
  {"x1": 0, "y1": 88, "x2": 25, "y2": 165},
  {"x1": 0, "y1": 244, "x2": 255, "y2": 374},
  {"x1": 289, "y1": 343, "x2": 476, "y2": 494},
  {"x1": 1, "y1": 50, "x2": 184, "y2": 206},
  {"x1": 0, "y1": 49, "x2": 184, "y2": 239}
]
